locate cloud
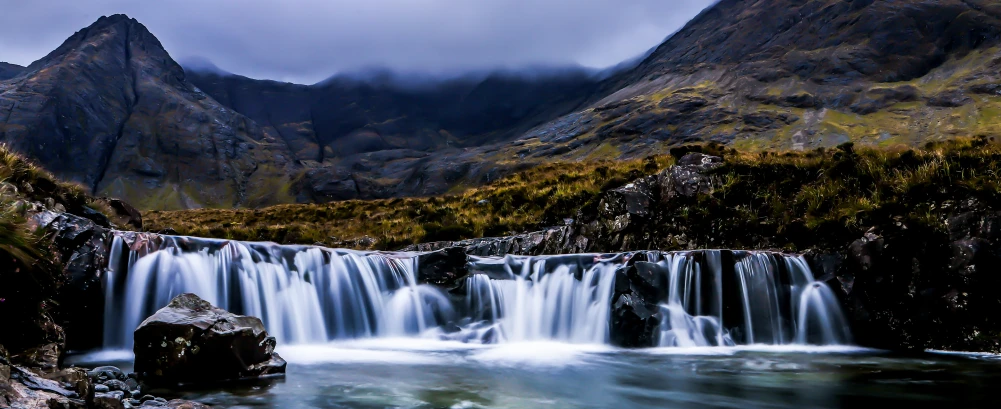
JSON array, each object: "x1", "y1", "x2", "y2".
[{"x1": 0, "y1": 0, "x2": 715, "y2": 84}]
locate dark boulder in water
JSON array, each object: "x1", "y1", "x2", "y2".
[{"x1": 133, "y1": 293, "x2": 286, "y2": 385}]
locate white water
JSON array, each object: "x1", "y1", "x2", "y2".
[
  {"x1": 104, "y1": 235, "x2": 452, "y2": 348},
  {"x1": 654, "y1": 251, "x2": 852, "y2": 347},
  {"x1": 461, "y1": 255, "x2": 618, "y2": 344},
  {"x1": 102, "y1": 234, "x2": 851, "y2": 350}
]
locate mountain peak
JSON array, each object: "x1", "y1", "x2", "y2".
[{"x1": 27, "y1": 13, "x2": 165, "y2": 72}]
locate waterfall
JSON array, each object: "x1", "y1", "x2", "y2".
[
  {"x1": 101, "y1": 233, "x2": 851, "y2": 349},
  {"x1": 460, "y1": 254, "x2": 618, "y2": 344},
  {"x1": 102, "y1": 234, "x2": 453, "y2": 349},
  {"x1": 653, "y1": 251, "x2": 852, "y2": 347}
]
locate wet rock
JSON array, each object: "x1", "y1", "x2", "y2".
[
  {"x1": 88, "y1": 366, "x2": 126, "y2": 382},
  {"x1": 103, "y1": 379, "x2": 131, "y2": 395},
  {"x1": 415, "y1": 247, "x2": 469, "y2": 290},
  {"x1": 94, "y1": 391, "x2": 126, "y2": 409},
  {"x1": 30, "y1": 211, "x2": 113, "y2": 352},
  {"x1": 95, "y1": 384, "x2": 111, "y2": 393},
  {"x1": 133, "y1": 293, "x2": 286, "y2": 385}
]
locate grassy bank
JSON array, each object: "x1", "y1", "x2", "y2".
[
  {"x1": 146, "y1": 156, "x2": 673, "y2": 249},
  {"x1": 650, "y1": 137, "x2": 1001, "y2": 252},
  {"x1": 146, "y1": 137, "x2": 1001, "y2": 251}
]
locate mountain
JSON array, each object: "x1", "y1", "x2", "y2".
[
  {"x1": 0, "y1": 15, "x2": 296, "y2": 210},
  {"x1": 0, "y1": 62, "x2": 25, "y2": 80},
  {"x1": 508, "y1": 0, "x2": 1001, "y2": 161},
  {"x1": 183, "y1": 67, "x2": 600, "y2": 201},
  {"x1": 5, "y1": 1, "x2": 1001, "y2": 210}
]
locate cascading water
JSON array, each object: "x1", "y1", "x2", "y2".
[
  {"x1": 101, "y1": 233, "x2": 850, "y2": 350},
  {"x1": 460, "y1": 254, "x2": 618, "y2": 344},
  {"x1": 103, "y1": 234, "x2": 453, "y2": 349},
  {"x1": 652, "y1": 251, "x2": 852, "y2": 347}
]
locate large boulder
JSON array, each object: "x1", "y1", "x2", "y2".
[{"x1": 133, "y1": 293, "x2": 286, "y2": 385}]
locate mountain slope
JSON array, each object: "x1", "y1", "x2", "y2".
[
  {"x1": 0, "y1": 15, "x2": 296, "y2": 210},
  {"x1": 183, "y1": 68, "x2": 600, "y2": 202},
  {"x1": 502, "y1": 0, "x2": 1001, "y2": 161}
]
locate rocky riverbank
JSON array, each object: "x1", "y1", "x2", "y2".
[
  {"x1": 5, "y1": 139, "x2": 1001, "y2": 407},
  {"x1": 408, "y1": 143, "x2": 1001, "y2": 352}
]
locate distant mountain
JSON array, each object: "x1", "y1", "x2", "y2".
[
  {"x1": 0, "y1": 62, "x2": 25, "y2": 80},
  {"x1": 5, "y1": 1, "x2": 1001, "y2": 210},
  {"x1": 0, "y1": 15, "x2": 295, "y2": 210},
  {"x1": 183, "y1": 63, "x2": 600, "y2": 202}
]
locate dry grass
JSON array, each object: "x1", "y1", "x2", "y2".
[
  {"x1": 683, "y1": 137, "x2": 1001, "y2": 250},
  {"x1": 146, "y1": 156, "x2": 672, "y2": 249},
  {"x1": 147, "y1": 137, "x2": 1001, "y2": 252}
]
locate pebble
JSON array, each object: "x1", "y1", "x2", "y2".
[{"x1": 94, "y1": 384, "x2": 110, "y2": 393}]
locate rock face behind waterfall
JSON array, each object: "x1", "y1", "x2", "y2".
[{"x1": 133, "y1": 293, "x2": 286, "y2": 385}]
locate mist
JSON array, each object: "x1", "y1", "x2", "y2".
[{"x1": 0, "y1": 0, "x2": 715, "y2": 84}]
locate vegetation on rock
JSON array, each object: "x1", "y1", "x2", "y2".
[{"x1": 0, "y1": 144, "x2": 118, "y2": 355}]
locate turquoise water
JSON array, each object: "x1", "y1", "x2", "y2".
[{"x1": 72, "y1": 341, "x2": 1001, "y2": 409}]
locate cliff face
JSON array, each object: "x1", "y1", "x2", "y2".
[{"x1": 0, "y1": 15, "x2": 296, "y2": 210}]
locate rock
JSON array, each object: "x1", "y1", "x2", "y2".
[
  {"x1": 103, "y1": 379, "x2": 131, "y2": 395},
  {"x1": 95, "y1": 384, "x2": 110, "y2": 393},
  {"x1": 661, "y1": 153, "x2": 723, "y2": 200},
  {"x1": 124, "y1": 377, "x2": 140, "y2": 392},
  {"x1": 133, "y1": 293, "x2": 286, "y2": 385},
  {"x1": 94, "y1": 391, "x2": 126, "y2": 409},
  {"x1": 851, "y1": 85, "x2": 919, "y2": 114},
  {"x1": 11, "y1": 342, "x2": 62, "y2": 374},
  {"x1": 107, "y1": 199, "x2": 144, "y2": 229},
  {"x1": 415, "y1": 247, "x2": 469, "y2": 290},
  {"x1": 165, "y1": 399, "x2": 211, "y2": 409},
  {"x1": 30, "y1": 211, "x2": 113, "y2": 352},
  {"x1": 88, "y1": 366, "x2": 126, "y2": 382},
  {"x1": 927, "y1": 90, "x2": 972, "y2": 107}
]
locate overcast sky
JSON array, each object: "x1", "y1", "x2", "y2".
[{"x1": 0, "y1": 0, "x2": 715, "y2": 84}]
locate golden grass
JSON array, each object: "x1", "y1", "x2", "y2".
[{"x1": 146, "y1": 156, "x2": 672, "y2": 249}]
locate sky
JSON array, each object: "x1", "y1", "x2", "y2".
[{"x1": 0, "y1": 0, "x2": 716, "y2": 84}]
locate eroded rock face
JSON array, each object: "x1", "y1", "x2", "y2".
[{"x1": 133, "y1": 293, "x2": 286, "y2": 385}]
